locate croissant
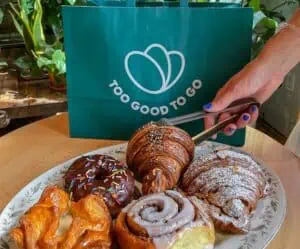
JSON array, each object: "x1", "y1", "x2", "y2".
[
  {"x1": 181, "y1": 148, "x2": 268, "y2": 233},
  {"x1": 126, "y1": 122, "x2": 195, "y2": 194},
  {"x1": 115, "y1": 190, "x2": 215, "y2": 249},
  {"x1": 10, "y1": 186, "x2": 112, "y2": 249}
]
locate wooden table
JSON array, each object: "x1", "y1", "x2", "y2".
[
  {"x1": 0, "y1": 113, "x2": 299, "y2": 249},
  {"x1": 0, "y1": 75, "x2": 67, "y2": 121}
]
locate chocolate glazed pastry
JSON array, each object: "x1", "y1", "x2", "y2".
[
  {"x1": 126, "y1": 122, "x2": 195, "y2": 194},
  {"x1": 181, "y1": 148, "x2": 268, "y2": 233},
  {"x1": 115, "y1": 190, "x2": 215, "y2": 249},
  {"x1": 64, "y1": 154, "x2": 139, "y2": 217}
]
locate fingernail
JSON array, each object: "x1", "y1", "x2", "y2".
[
  {"x1": 242, "y1": 114, "x2": 250, "y2": 121},
  {"x1": 203, "y1": 103, "x2": 212, "y2": 110},
  {"x1": 251, "y1": 105, "x2": 257, "y2": 113}
]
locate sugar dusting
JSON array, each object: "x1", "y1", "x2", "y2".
[{"x1": 182, "y1": 148, "x2": 268, "y2": 233}]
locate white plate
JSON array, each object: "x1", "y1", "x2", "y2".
[{"x1": 0, "y1": 141, "x2": 286, "y2": 249}]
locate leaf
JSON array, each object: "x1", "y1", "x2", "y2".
[
  {"x1": 32, "y1": 0, "x2": 46, "y2": 51},
  {"x1": 47, "y1": 14, "x2": 63, "y2": 40},
  {"x1": 20, "y1": 0, "x2": 34, "y2": 15},
  {"x1": 32, "y1": 182, "x2": 42, "y2": 193},
  {"x1": 66, "y1": 0, "x2": 76, "y2": 5},
  {"x1": 0, "y1": 8, "x2": 4, "y2": 25},
  {"x1": 22, "y1": 23, "x2": 35, "y2": 55},
  {"x1": 0, "y1": 59, "x2": 8, "y2": 69},
  {"x1": 36, "y1": 55, "x2": 53, "y2": 68},
  {"x1": 8, "y1": 10, "x2": 23, "y2": 36},
  {"x1": 10, "y1": 210, "x2": 24, "y2": 218},
  {"x1": 253, "y1": 10, "x2": 266, "y2": 28},
  {"x1": 262, "y1": 17, "x2": 278, "y2": 30},
  {"x1": 249, "y1": 0, "x2": 260, "y2": 12},
  {"x1": 52, "y1": 49, "x2": 66, "y2": 74},
  {"x1": 14, "y1": 55, "x2": 34, "y2": 69}
]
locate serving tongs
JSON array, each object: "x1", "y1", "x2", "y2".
[{"x1": 159, "y1": 97, "x2": 260, "y2": 144}]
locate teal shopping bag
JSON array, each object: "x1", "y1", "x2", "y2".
[{"x1": 62, "y1": 1, "x2": 253, "y2": 146}]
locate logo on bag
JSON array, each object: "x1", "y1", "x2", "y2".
[
  {"x1": 109, "y1": 43, "x2": 202, "y2": 116},
  {"x1": 125, "y1": 44, "x2": 185, "y2": 95}
]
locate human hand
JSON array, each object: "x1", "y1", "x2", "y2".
[
  {"x1": 203, "y1": 56, "x2": 285, "y2": 137},
  {"x1": 203, "y1": 12, "x2": 300, "y2": 137}
]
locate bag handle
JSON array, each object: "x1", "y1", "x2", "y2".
[{"x1": 88, "y1": 0, "x2": 189, "y2": 7}]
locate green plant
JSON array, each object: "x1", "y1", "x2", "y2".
[
  {"x1": 42, "y1": 0, "x2": 79, "y2": 43},
  {"x1": 6, "y1": 0, "x2": 299, "y2": 80},
  {"x1": 0, "y1": 7, "x2": 8, "y2": 71},
  {"x1": 34, "y1": 45, "x2": 66, "y2": 75},
  {"x1": 248, "y1": 0, "x2": 299, "y2": 58},
  {"x1": 8, "y1": 0, "x2": 70, "y2": 80},
  {"x1": 9, "y1": 0, "x2": 46, "y2": 56},
  {"x1": 199, "y1": 0, "x2": 299, "y2": 58},
  {"x1": 0, "y1": 8, "x2": 4, "y2": 25}
]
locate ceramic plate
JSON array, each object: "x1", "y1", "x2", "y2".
[{"x1": 0, "y1": 141, "x2": 286, "y2": 249}]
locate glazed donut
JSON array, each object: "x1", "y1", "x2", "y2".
[{"x1": 64, "y1": 154, "x2": 139, "y2": 217}]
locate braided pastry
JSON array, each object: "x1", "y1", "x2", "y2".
[
  {"x1": 126, "y1": 122, "x2": 195, "y2": 194},
  {"x1": 10, "y1": 186, "x2": 112, "y2": 249},
  {"x1": 115, "y1": 190, "x2": 215, "y2": 249},
  {"x1": 181, "y1": 148, "x2": 268, "y2": 233}
]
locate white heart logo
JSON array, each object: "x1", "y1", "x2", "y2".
[{"x1": 124, "y1": 44, "x2": 185, "y2": 95}]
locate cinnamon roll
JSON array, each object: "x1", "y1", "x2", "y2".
[
  {"x1": 126, "y1": 122, "x2": 195, "y2": 194},
  {"x1": 181, "y1": 148, "x2": 268, "y2": 233},
  {"x1": 115, "y1": 190, "x2": 215, "y2": 249}
]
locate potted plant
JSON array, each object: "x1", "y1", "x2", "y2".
[
  {"x1": 34, "y1": 45, "x2": 67, "y2": 91},
  {"x1": 8, "y1": 0, "x2": 72, "y2": 90},
  {"x1": 5, "y1": 0, "x2": 299, "y2": 91}
]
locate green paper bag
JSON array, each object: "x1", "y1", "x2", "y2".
[{"x1": 62, "y1": 1, "x2": 253, "y2": 146}]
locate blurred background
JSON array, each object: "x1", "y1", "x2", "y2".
[{"x1": 0, "y1": 0, "x2": 299, "y2": 144}]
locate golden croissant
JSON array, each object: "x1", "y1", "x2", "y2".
[
  {"x1": 127, "y1": 122, "x2": 195, "y2": 194},
  {"x1": 10, "y1": 185, "x2": 112, "y2": 249}
]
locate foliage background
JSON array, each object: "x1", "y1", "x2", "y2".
[{"x1": 0, "y1": 0, "x2": 299, "y2": 77}]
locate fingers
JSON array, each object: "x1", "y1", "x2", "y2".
[
  {"x1": 236, "y1": 113, "x2": 251, "y2": 129},
  {"x1": 204, "y1": 116, "x2": 215, "y2": 130},
  {"x1": 220, "y1": 104, "x2": 259, "y2": 136},
  {"x1": 204, "y1": 116, "x2": 217, "y2": 139},
  {"x1": 223, "y1": 123, "x2": 238, "y2": 136},
  {"x1": 248, "y1": 104, "x2": 259, "y2": 124},
  {"x1": 203, "y1": 83, "x2": 237, "y2": 113},
  {"x1": 203, "y1": 58, "x2": 267, "y2": 113},
  {"x1": 218, "y1": 112, "x2": 237, "y2": 136}
]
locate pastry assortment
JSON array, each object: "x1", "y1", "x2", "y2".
[
  {"x1": 115, "y1": 190, "x2": 215, "y2": 249},
  {"x1": 127, "y1": 122, "x2": 195, "y2": 194},
  {"x1": 10, "y1": 186, "x2": 112, "y2": 249},
  {"x1": 10, "y1": 122, "x2": 268, "y2": 249}
]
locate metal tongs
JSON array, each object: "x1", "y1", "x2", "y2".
[{"x1": 159, "y1": 97, "x2": 260, "y2": 144}]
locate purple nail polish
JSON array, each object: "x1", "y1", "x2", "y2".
[
  {"x1": 203, "y1": 103, "x2": 212, "y2": 110},
  {"x1": 242, "y1": 114, "x2": 250, "y2": 121},
  {"x1": 251, "y1": 105, "x2": 257, "y2": 113}
]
